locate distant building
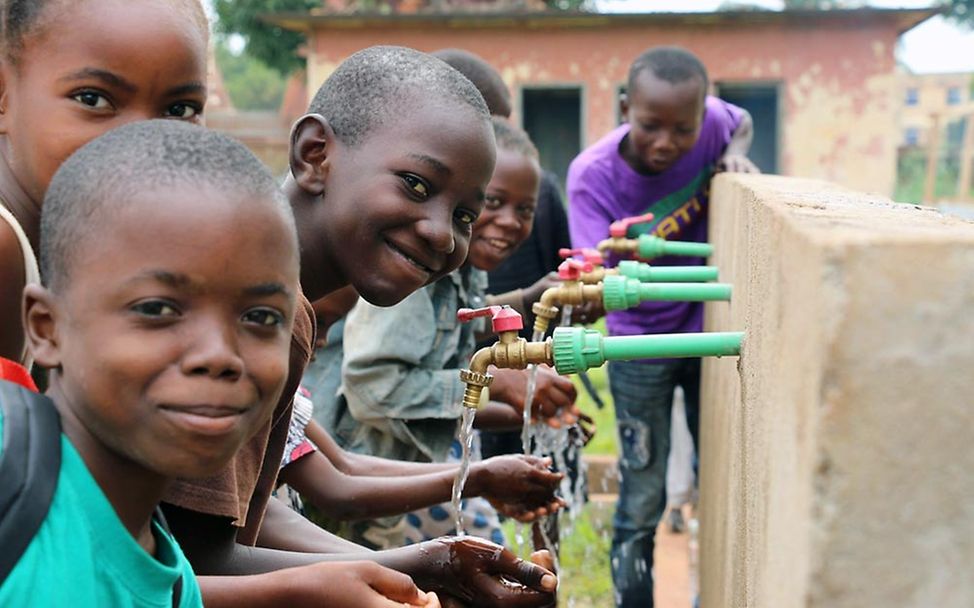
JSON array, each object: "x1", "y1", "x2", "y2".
[
  {"x1": 269, "y1": 6, "x2": 935, "y2": 196},
  {"x1": 898, "y1": 71, "x2": 974, "y2": 149}
]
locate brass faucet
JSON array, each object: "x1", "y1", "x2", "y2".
[
  {"x1": 596, "y1": 212, "x2": 655, "y2": 256},
  {"x1": 531, "y1": 259, "x2": 604, "y2": 336},
  {"x1": 457, "y1": 306, "x2": 553, "y2": 409}
]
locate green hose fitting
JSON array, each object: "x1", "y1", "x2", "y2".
[
  {"x1": 617, "y1": 260, "x2": 719, "y2": 283},
  {"x1": 601, "y1": 275, "x2": 732, "y2": 312},
  {"x1": 637, "y1": 235, "x2": 713, "y2": 260},
  {"x1": 552, "y1": 327, "x2": 743, "y2": 375}
]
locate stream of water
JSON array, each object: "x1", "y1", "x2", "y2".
[{"x1": 450, "y1": 407, "x2": 478, "y2": 536}]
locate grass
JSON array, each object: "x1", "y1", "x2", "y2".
[{"x1": 502, "y1": 502, "x2": 616, "y2": 607}]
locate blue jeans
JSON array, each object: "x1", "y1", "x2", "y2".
[{"x1": 608, "y1": 358, "x2": 700, "y2": 608}]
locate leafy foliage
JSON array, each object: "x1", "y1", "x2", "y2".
[
  {"x1": 215, "y1": 41, "x2": 287, "y2": 110},
  {"x1": 214, "y1": 0, "x2": 318, "y2": 75}
]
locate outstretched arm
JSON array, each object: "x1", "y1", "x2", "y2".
[{"x1": 718, "y1": 110, "x2": 760, "y2": 173}]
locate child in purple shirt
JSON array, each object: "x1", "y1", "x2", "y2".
[{"x1": 566, "y1": 46, "x2": 757, "y2": 608}]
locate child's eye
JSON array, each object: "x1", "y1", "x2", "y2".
[
  {"x1": 517, "y1": 205, "x2": 536, "y2": 221},
  {"x1": 454, "y1": 207, "x2": 479, "y2": 227},
  {"x1": 131, "y1": 300, "x2": 179, "y2": 318},
  {"x1": 484, "y1": 195, "x2": 503, "y2": 209},
  {"x1": 165, "y1": 103, "x2": 201, "y2": 120},
  {"x1": 400, "y1": 173, "x2": 430, "y2": 199},
  {"x1": 241, "y1": 308, "x2": 285, "y2": 328},
  {"x1": 72, "y1": 91, "x2": 113, "y2": 111}
]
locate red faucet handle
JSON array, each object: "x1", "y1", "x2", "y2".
[
  {"x1": 609, "y1": 212, "x2": 656, "y2": 238},
  {"x1": 558, "y1": 247, "x2": 605, "y2": 266},
  {"x1": 557, "y1": 258, "x2": 594, "y2": 281},
  {"x1": 457, "y1": 305, "x2": 524, "y2": 333}
]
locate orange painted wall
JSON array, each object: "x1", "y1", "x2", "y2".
[{"x1": 305, "y1": 16, "x2": 905, "y2": 194}]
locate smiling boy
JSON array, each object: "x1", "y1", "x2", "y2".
[
  {"x1": 158, "y1": 47, "x2": 557, "y2": 607},
  {"x1": 1, "y1": 121, "x2": 299, "y2": 607}
]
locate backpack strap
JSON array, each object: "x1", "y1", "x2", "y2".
[
  {"x1": 153, "y1": 506, "x2": 183, "y2": 608},
  {"x1": 0, "y1": 380, "x2": 62, "y2": 583}
]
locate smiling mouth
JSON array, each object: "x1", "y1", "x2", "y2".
[
  {"x1": 482, "y1": 237, "x2": 513, "y2": 253},
  {"x1": 160, "y1": 404, "x2": 250, "y2": 437},
  {"x1": 384, "y1": 239, "x2": 437, "y2": 276}
]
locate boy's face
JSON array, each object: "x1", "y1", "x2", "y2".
[
  {"x1": 0, "y1": 0, "x2": 207, "y2": 204},
  {"x1": 621, "y1": 70, "x2": 705, "y2": 175},
  {"x1": 467, "y1": 148, "x2": 540, "y2": 272},
  {"x1": 33, "y1": 186, "x2": 298, "y2": 479},
  {"x1": 316, "y1": 100, "x2": 495, "y2": 306}
]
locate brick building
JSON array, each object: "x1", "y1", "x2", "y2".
[{"x1": 269, "y1": 7, "x2": 935, "y2": 196}]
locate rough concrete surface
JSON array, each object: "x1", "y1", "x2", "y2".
[{"x1": 699, "y1": 174, "x2": 974, "y2": 608}]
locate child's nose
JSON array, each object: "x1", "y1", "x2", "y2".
[
  {"x1": 181, "y1": 320, "x2": 244, "y2": 381},
  {"x1": 416, "y1": 211, "x2": 456, "y2": 255}
]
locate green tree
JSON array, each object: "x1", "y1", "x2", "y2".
[
  {"x1": 214, "y1": 0, "x2": 318, "y2": 75},
  {"x1": 215, "y1": 41, "x2": 287, "y2": 111},
  {"x1": 945, "y1": 0, "x2": 974, "y2": 24}
]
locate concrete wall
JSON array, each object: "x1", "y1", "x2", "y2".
[
  {"x1": 303, "y1": 13, "x2": 912, "y2": 194},
  {"x1": 699, "y1": 173, "x2": 974, "y2": 608}
]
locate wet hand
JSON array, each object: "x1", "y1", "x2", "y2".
[
  {"x1": 472, "y1": 455, "x2": 564, "y2": 514},
  {"x1": 716, "y1": 154, "x2": 760, "y2": 174},
  {"x1": 288, "y1": 561, "x2": 435, "y2": 607},
  {"x1": 416, "y1": 537, "x2": 557, "y2": 607}
]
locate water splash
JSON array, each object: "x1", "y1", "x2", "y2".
[
  {"x1": 450, "y1": 407, "x2": 477, "y2": 536},
  {"x1": 521, "y1": 330, "x2": 544, "y2": 453},
  {"x1": 560, "y1": 303, "x2": 574, "y2": 327}
]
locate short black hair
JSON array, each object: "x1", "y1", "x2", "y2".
[
  {"x1": 432, "y1": 48, "x2": 512, "y2": 118},
  {"x1": 308, "y1": 45, "x2": 490, "y2": 147},
  {"x1": 492, "y1": 117, "x2": 537, "y2": 160},
  {"x1": 41, "y1": 120, "x2": 293, "y2": 291},
  {"x1": 628, "y1": 46, "x2": 709, "y2": 98},
  {"x1": 1, "y1": 0, "x2": 208, "y2": 65}
]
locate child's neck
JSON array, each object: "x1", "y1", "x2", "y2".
[
  {"x1": 47, "y1": 379, "x2": 167, "y2": 556},
  {"x1": 0, "y1": 140, "x2": 41, "y2": 249},
  {"x1": 283, "y1": 176, "x2": 348, "y2": 302}
]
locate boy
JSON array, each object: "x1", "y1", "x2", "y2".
[
  {"x1": 159, "y1": 47, "x2": 557, "y2": 607},
  {"x1": 567, "y1": 46, "x2": 757, "y2": 608},
  {"x1": 2, "y1": 121, "x2": 435, "y2": 606},
  {"x1": 309, "y1": 118, "x2": 555, "y2": 549}
]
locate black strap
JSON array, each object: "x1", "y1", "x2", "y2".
[
  {"x1": 0, "y1": 380, "x2": 62, "y2": 584},
  {"x1": 153, "y1": 506, "x2": 183, "y2": 608}
]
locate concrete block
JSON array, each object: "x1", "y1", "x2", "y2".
[{"x1": 699, "y1": 174, "x2": 974, "y2": 608}]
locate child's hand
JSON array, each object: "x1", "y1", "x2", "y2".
[
  {"x1": 570, "y1": 299, "x2": 604, "y2": 325},
  {"x1": 716, "y1": 154, "x2": 760, "y2": 174},
  {"x1": 471, "y1": 455, "x2": 565, "y2": 519},
  {"x1": 411, "y1": 537, "x2": 557, "y2": 607},
  {"x1": 491, "y1": 367, "x2": 578, "y2": 428},
  {"x1": 285, "y1": 561, "x2": 435, "y2": 607}
]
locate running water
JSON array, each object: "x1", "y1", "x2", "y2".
[
  {"x1": 450, "y1": 407, "x2": 478, "y2": 536},
  {"x1": 560, "y1": 304, "x2": 574, "y2": 327},
  {"x1": 521, "y1": 329, "x2": 545, "y2": 453}
]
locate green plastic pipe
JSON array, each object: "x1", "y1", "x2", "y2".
[
  {"x1": 617, "y1": 260, "x2": 719, "y2": 283},
  {"x1": 602, "y1": 275, "x2": 731, "y2": 311},
  {"x1": 552, "y1": 327, "x2": 743, "y2": 375},
  {"x1": 637, "y1": 235, "x2": 713, "y2": 260}
]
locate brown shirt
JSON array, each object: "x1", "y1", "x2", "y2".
[{"x1": 162, "y1": 294, "x2": 316, "y2": 545}]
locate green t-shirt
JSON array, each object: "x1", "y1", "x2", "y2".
[{"x1": 0, "y1": 410, "x2": 203, "y2": 607}]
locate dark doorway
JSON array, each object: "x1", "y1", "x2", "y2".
[
  {"x1": 715, "y1": 83, "x2": 780, "y2": 174},
  {"x1": 521, "y1": 86, "x2": 583, "y2": 187}
]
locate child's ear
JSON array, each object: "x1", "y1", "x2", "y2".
[
  {"x1": 289, "y1": 114, "x2": 335, "y2": 197},
  {"x1": 23, "y1": 284, "x2": 62, "y2": 369},
  {"x1": 619, "y1": 93, "x2": 630, "y2": 123}
]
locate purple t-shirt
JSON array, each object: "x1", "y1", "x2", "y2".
[{"x1": 567, "y1": 95, "x2": 742, "y2": 340}]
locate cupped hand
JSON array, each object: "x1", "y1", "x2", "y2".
[
  {"x1": 288, "y1": 561, "x2": 436, "y2": 607},
  {"x1": 492, "y1": 367, "x2": 578, "y2": 427},
  {"x1": 472, "y1": 455, "x2": 564, "y2": 518},
  {"x1": 414, "y1": 537, "x2": 557, "y2": 607}
]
